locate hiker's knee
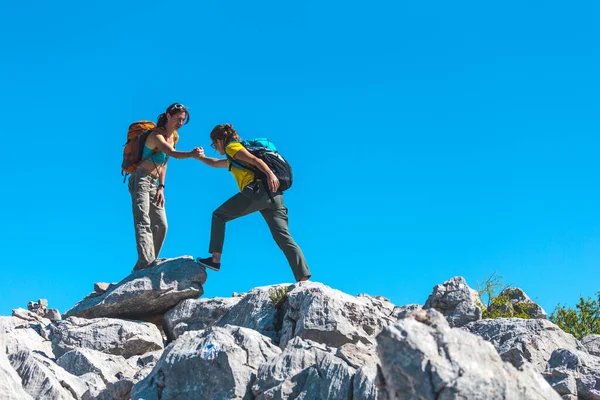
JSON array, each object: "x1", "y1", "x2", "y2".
[{"x1": 212, "y1": 208, "x2": 231, "y2": 224}]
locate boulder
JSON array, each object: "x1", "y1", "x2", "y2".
[
  {"x1": 12, "y1": 308, "x2": 51, "y2": 325},
  {"x1": 57, "y1": 348, "x2": 136, "y2": 385},
  {"x1": 214, "y1": 284, "x2": 289, "y2": 343},
  {"x1": 464, "y1": 318, "x2": 585, "y2": 373},
  {"x1": 391, "y1": 304, "x2": 421, "y2": 320},
  {"x1": 46, "y1": 309, "x2": 62, "y2": 322},
  {"x1": 50, "y1": 317, "x2": 163, "y2": 358},
  {"x1": 63, "y1": 256, "x2": 207, "y2": 319},
  {"x1": 542, "y1": 348, "x2": 600, "y2": 400},
  {"x1": 335, "y1": 343, "x2": 386, "y2": 400},
  {"x1": 487, "y1": 287, "x2": 547, "y2": 319},
  {"x1": 377, "y1": 309, "x2": 561, "y2": 399},
  {"x1": 1, "y1": 316, "x2": 54, "y2": 359},
  {"x1": 583, "y1": 334, "x2": 600, "y2": 357},
  {"x1": 9, "y1": 348, "x2": 88, "y2": 400},
  {"x1": 423, "y1": 276, "x2": 483, "y2": 327},
  {"x1": 280, "y1": 282, "x2": 395, "y2": 348},
  {"x1": 131, "y1": 325, "x2": 281, "y2": 399},
  {"x1": 164, "y1": 296, "x2": 241, "y2": 340},
  {"x1": 252, "y1": 337, "x2": 356, "y2": 399},
  {"x1": 0, "y1": 320, "x2": 33, "y2": 399}
]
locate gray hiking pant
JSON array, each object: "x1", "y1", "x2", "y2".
[
  {"x1": 209, "y1": 183, "x2": 311, "y2": 281},
  {"x1": 129, "y1": 168, "x2": 167, "y2": 269}
]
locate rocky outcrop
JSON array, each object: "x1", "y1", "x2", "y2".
[
  {"x1": 27, "y1": 299, "x2": 62, "y2": 322},
  {"x1": 279, "y1": 282, "x2": 396, "y2": 348},
  {"x1": 423, "y1": 276, "x2": 483, "y2": 327},
  {"x1": 63, "y1": 257, "x2": 207, "y2": 320},
  {"x1": 488, "y1": 287, "x2": 547, "y2": 319},
  {"x1": 543, "y1": 348, "x2": 600, "y2": 400},
  {"x1": 0, "y1": 320, "x2": 33, "y2": 399},
  {"x1": 1, "y1": 316, "x2": 54, "y2": 359},
  {"x1": 583, "y1": 334, "x2": 600, "y2": 357},
  {"x1": 131, "y1": 325, "x2": 282, "y2": 399},
  {"x1": 252, "y1": 336, "x2": 356, "y2": 399},
  {"x1": 9, "y1": 349, "x2": 87, "y2": 400},
  {"x1": 164, "y1": 296, "x2": 241, "y2": 340},
  {"x1": 464, "y1": 318, "x2": 586, "y2": 373},
  {"x1": 377, "y1": 309, "x2": 561, "y2": 399},
  {"x1": 49, "y1": 317, "x2": 163, "y2": 358},
  {"x1": 3, "y1": 272, "x2": 599, "y2": 399}
]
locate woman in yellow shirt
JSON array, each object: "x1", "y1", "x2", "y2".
[{"x1": 195, "y1": 123, "x2": 311, "y2": 282}]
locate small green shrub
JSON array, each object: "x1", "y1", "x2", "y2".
[
  {"x1": 550, "y1": 293, "x2": 600, "y2": 340},
  {"x1": 268, "y1": 287, "x2": 288, "y2": 308},
  {"x1": 483, "y1": 294, "x2": 531, "y2": 319}
]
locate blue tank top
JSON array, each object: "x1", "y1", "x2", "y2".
[{"x1": 142, "y1": 145, "x2": 167, "y2": 164}]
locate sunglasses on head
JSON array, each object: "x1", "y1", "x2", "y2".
[{"x1": 168, "y1": 103, "x2": 186, "y2": 112}]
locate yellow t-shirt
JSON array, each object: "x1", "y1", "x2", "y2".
[{"x1": 226, "y1": 142, "x2": 255, "y2": 191}]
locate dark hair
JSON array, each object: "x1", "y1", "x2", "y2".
[
  {"x1": 157, "y1": 103, "x2": 190, "y2": 128},
  {"x1": 210, "y1": 123, "x2": 241, "y2": 145}
]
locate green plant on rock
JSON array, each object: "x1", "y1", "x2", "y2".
[
  {"x1": 268, "y1": 286, "x2": 288, "y2": 308},
  {"x1": 477, "y1": 271, "x2": 507, "y2": 309},
  {"x1": 477, "y1": 272, "x2": 533, "y2": 319},
  {"x1": 484, "y1": 294, "x2": 531, "y2": 319},
  {"x1": 550, "y1": 293, "x2": 600, "y2": 340}
]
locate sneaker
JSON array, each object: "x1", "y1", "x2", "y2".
[{"x1": 196, "y1": 257, "x2": 221, "y2": 272}]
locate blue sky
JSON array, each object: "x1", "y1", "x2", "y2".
[{"x1": 1, "y1": 1, "x2": 598, "y2": 317}]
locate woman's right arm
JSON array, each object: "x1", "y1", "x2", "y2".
[
  {"x1": 198, "y1": 156, "x2": 229, "y2": 168},
  {"x1": 152, "y1": 132, "x2": 199, "y2": 159}
]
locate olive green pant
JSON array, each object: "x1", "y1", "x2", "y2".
[
  {"x1": 209, "y1": 183, "x2": 311, "y2": 281},
  {"x1": 129, "y1": 168, "x2": 167, "y2": 269}
]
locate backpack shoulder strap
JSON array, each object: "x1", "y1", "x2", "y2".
[{"x1": 224, "y1": 141, "x2": 254, "y2": 171}]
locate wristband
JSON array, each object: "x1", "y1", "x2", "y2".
[{"x1": 158, "y1": 184, "x2": 165, "y2": 189}]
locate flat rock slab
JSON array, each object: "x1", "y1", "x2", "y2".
[
  {"x1": 50, "y1": 317, "x2": 163, "y2": 359},
  {"x1": 64, "y1": 257, "x2": 207, "y2": 320}
]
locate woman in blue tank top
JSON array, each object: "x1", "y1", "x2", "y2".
[{"x1": 128, "y1": 103, "x2": 202, "y2": 271}]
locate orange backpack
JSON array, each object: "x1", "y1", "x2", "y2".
[{"x1": 121, "y1": 121, "x2": 179, "y2": 181}]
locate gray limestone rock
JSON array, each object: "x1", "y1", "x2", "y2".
[
  {"x1": 542, "y1": 348, "x2": 600, "y2": 400},
  {"x1": 56, "y1": 348, "x2": 135, "y2": 385},
  {"x1": 9, "y1": 348, "x2": 88, "y2": 400},
  {"x1": 488, "y1": 287, "x2": 547, "y2": 319},
  {"x1": 392, "y1": 304, "x2": 422, "y2": 320},
  {"x1": 280, "y1": 282, "x2": 395, "y2": 348},
  {"x1": 464, "y1": 318, "x2": 585, "y2": 373},
  {"x1": 335, "y1": 343, "x2": 386, "y2": 400},
  {"x1": 50, "y1": 317, "x2": 163, "y2": 359},
  {"x1": 583, "y1": 334, "x2": 600, "y2": 357},
  {"x1": 1, "y1": 316, "x2": 54, "y2": 360},
  {"x1": 12, "y1": 308, "x2": 51, "y2": 325},
  {"x1": 376, "y1": 309, "x2": 561, "y2": 400},
  {"x1": 252, "y1": 337, "x2": 356, "y2": 399},
  {"x1": 423, "y1": 276, "x2": 483, "y2": 327},
  {"x1": 63, "y1": 256, "x2": 207, "y2": 319},
  {"x1": 131, "y1": 325, "x2": 281, "y2": 399},
  {"x1": 45, "y1": 309, "x2": 62, "y2": 322},
  {"x1": 92, "y1": 378, "x2": 135, "y2": 400},
  {"x1": 214, "y1": 284, "x2": 289, "y2": 342},
  {"x1": 0, "y1": 320, "x2": 33, "y2": 399},
  {"x1": 164, "y1": 296, "x2": 241, "y2": 340}
]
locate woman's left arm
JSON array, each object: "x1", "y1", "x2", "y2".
[{"x1": 233, "y1": 148, "x2": 280, "y2": 192}]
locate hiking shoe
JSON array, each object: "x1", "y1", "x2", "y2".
[{"x1": 196, "y1": 257, "x2": 221, "y2": 272}]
